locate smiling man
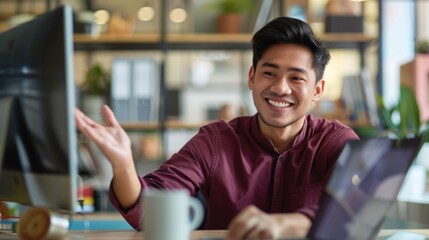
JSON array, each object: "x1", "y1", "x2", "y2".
[
  {"x1": 249, "y1": 43, "x2": 324, "y2": 154},
  {"x1": 75, "y1": 17, "x2": 359, "y2": 239}
]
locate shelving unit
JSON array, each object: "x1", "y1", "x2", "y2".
[{"x1": 74, "y1": 0, "x2": 379, "y2": 165}]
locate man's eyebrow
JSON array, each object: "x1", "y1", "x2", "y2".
[
  {"x1": 261, "y1": 62, "x2": 309, "y2": 76},
  {"x1": 288, "y1": 66, "x2": 309, "y2": 76},
  {"x1": 261, "y1": 62, "x2": 279, "y2": 69}
]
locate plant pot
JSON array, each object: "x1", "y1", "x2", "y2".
[
  {"x1": 216, "y1": 13, "x2": 243, "y2": 33},
  {"x1": 82, "y1": 95, "x2": 106, "y2": 122}
]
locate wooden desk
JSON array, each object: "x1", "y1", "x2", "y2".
[
  {"x1": 0, "y1": 230, "x2": 225, "y2": 240},
  {"x1": 2, "y1": 212, "x2": 429, "y2": 239},
  {"x1": 1, "y1": 229, "x2": 429, "y2": 239},
  {"x1": 66, "y1": 230, "x2": 227, "y2": 239},
  {"x1": 68, "y1": 229, "x2": 429, "y2": 239},
  {"x1": 59, "y1": 229, "x2": 429, "y2": 239}
]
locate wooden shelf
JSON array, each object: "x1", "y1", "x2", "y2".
[
  {"x1": 74, "y1": 33, "x2": 376, "y2": 51},
  {"x1": 74, "y1": 33, "x2": 251, "y2": 44},
  {"x1": 74, "y1": 33, "x2": 161, "y2": 50},
  {"x1": 74, "y1": 33, "x2": 252, "y2": 50},
  {"x1": 120, "y1": 120, "x2": 209, "y2": 131},
  {"x1": 120, "y1": 122, "x2": 160, "y2": 131},
  {"x1": 167, "y1": 33, "x2": 252, "y2": 43},
  {"x1": 320, "y1": 33, "x2": 376, "y2": 42},
  {"x1": 74, "y1": 33, "x2": 161, "y2": 43},
  {"x1": 165, "y1": 120, "x2": 209, "y2": 130}
]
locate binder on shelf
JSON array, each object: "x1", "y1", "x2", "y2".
[
  {"x1": 133, "y1": 59, "x2": 159, "y2": 122},
  {"x1": 359, "y1": 68, "x2": 379, "y2": 126},
  {"x1": 111, "y1": 58, "x2": 159, "y2": 123},
  {"x1": 111, "y1": 59, "x2": 131, "y2": 122},
  {"x1": 341, "y1": 70, "x2": 379, "y2": 126},
  {"x1": 341, "y1": 75, "x2": 366, "y2": 123}
]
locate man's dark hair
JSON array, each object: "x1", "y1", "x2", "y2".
[{"x1": 252, "y1": 17, "x2": 330, "y2": 82}]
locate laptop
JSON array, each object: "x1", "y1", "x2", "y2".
[
  {"x1": 199, "y1": 136, "x2": 423, "y2": 240},
  {"x1": 307, "y1": 136, "x2": 423, "y2": 240}
]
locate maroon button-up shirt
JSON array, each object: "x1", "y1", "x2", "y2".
[{"x1": 110, "y1": 114, "x2": 359, "y2": 230}]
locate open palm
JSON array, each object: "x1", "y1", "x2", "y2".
[{"x1": 75, "y1": 105, "x2": 133, "y2": 170}]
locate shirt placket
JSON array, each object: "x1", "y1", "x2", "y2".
[{"x1": 270, "y1": 154, "x2": 285, "y2": 213}]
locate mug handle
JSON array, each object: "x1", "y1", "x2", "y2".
[{"x1": 189, "y1": 197, "x2": 204, "y2": 230}]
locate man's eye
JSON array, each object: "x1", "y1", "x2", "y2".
[
  {"x1": 291, "y1": 76, "x2": 304, "y2": 81},
  {"x1": 263, "y1": 72, "x2": 275, "y2": 77}
]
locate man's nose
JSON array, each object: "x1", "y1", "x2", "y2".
[{"x1": 271, "y1": 77, "x2": 292, "y2": 95}]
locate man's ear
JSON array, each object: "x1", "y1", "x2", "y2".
[
  {"x1": 248, "y1": 66, "x2": 255, "y2": 90},
  {"x1": 312, "y1": 80, "x2": 325, "y2": 101}
]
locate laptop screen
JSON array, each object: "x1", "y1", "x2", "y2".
[{"x1": 308, "y1": 137, "x2": 423, "y2": 240}]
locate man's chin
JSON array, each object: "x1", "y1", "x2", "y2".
[
  {"x1": 259, "y1": 116, "x2": 290, "y2": 129},
  {"x1": 258, "y1": 113, "x2": 306, "y2": 129}
]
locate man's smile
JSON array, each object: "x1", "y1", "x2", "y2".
[{"x1": 267, "y1": 99, "x2": 293, "y2": 108}]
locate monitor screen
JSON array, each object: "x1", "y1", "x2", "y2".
[{"x1": 0, "y1": 5, "x2": 78, "y2": 212}]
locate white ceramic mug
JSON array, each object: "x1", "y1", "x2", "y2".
[{"x1": 143, "y1": 189, "x2": 204, "y2": 240}]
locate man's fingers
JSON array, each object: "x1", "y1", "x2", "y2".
[
  {"x1": 227, "y1": 205, "x2": 282, "y2": 240},
  {"x1": 228, "y1": 218, "x2": 257, "y2": 239},
  {"x1": 246, "y1": 223, "x2": 274, "y2": 239},
  {"x1": 101, "y1": 105, "x2": 120, "y2": 127},
  {"x1": 227, "y1": 206, "x2": 260, "y2": 239},
  {"x1": 75, "y1": 108, "x2": 98, "y2": 128},
  {"x1": 75, "y1": 107, "x2": 109, "y2": 146}
]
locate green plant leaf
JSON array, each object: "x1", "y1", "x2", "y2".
[
  {"x1": 82, "y1": 64, "x2": 111, "y2": 96},
  {"x1": 377, "y1": 85, "x2": 423, "y2": 139},
  {"x1": 377, "y1": 95, "x2": 397, "y2": 135},
  {"x1": 398, "y1": 85, "x2": 421, "y2": 137}
]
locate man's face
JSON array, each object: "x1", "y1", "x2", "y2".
[{"x1": 249, "y1": 43, "x2": 324, "y2": 129}]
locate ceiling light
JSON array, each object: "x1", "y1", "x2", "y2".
[
  {"x1": 169, "y1": 8, "x2": 187, "y2": 23},
  {"x1": 94, "y1": 10, "x2": 110, "y2": 25},
  {"x1": 138, "y1": 6, "x2": 155, "y2": 21}
]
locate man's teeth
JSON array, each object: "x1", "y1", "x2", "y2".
[{"x1": 268, "y1": 99, "x2": 291, "y2": 108}]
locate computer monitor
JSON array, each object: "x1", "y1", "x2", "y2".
[{"x1": 0, "y1": 5, "x2": 78, "y2": 212}]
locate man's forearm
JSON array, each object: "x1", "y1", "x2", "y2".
[{"x1": 112, "y1": 165, "x2": 142, "y2": 209}]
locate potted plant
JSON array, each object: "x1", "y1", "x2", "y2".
[
  {"x1": 377, "y1": 85, "x2": 428, "y2": 141},
  {"x1": 81, "y1": 64, "x2": 111, "y2": 96},
  {"x1": 212, "y1": 0, "x2": 252, "y2": 33},
  {"x1": 80, "y1": 64, "x2": 111, "y2": 121},
  {"x1": 416, "y1": 40, "x2": 429, "y2": 54}
]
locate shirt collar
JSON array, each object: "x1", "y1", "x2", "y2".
[{"x1": 250, "y1": 114, "x2": 311, "y2": 154}]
